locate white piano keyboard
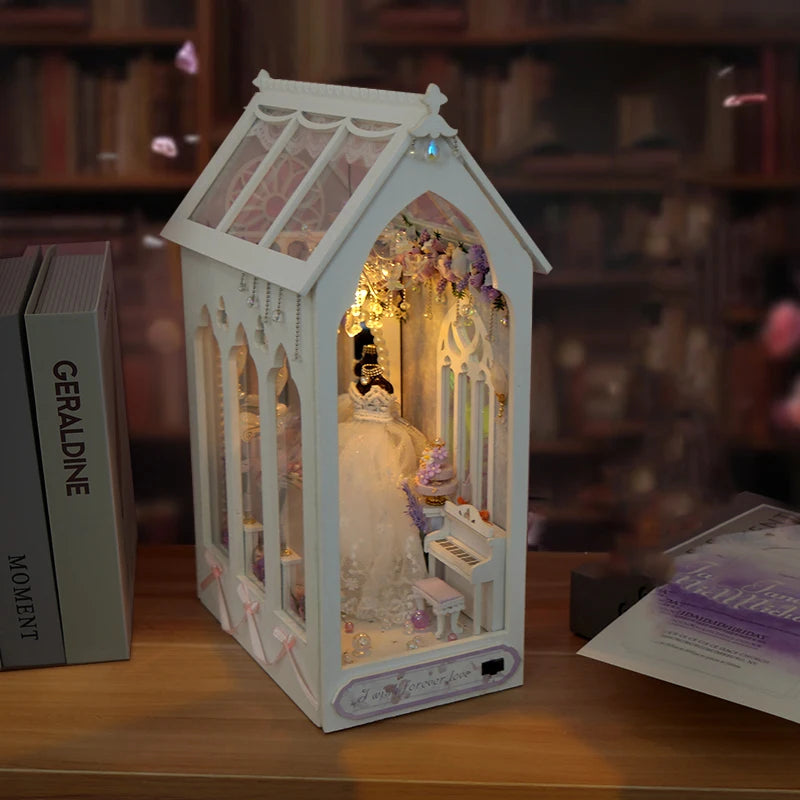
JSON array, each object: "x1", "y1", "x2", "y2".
[
  {"x1": 423, "y1": 501, "x2": 506, "y2": 634},
  {"x1": 432, "y1": 537, "x2": 483, "y2": 568}
]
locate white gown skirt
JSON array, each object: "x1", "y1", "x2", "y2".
[{"x1": 339, "y1": 415, "x2": 427, "y2": 624}]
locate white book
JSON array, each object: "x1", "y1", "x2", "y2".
[
  {"x1": 0, "y1": 246, "x2": 65, "y2": 669},
  {"x1": 25, "y1": 242, "x2": 137, "y2": 665}
]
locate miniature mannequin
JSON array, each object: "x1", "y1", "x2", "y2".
[
  {"x1": 356, "y1": 362, "x2": 394, "y2": 395},
  {"x1": 353, "y1": 341, "x2": 378, "y2": 378},
  {"x1": 338, "y1": 362, "x2": 427, "y2": 624}
]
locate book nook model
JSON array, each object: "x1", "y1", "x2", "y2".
[{"x1": 162, "y1": 72, "x2": 552, "y2": 731}]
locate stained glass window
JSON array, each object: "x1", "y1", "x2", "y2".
[
  {"x1": 190, "y1": 117, "x2": 290, "y2": 229},
  {"x1": 274, "y1": 132, "x2": 392, "y2": 260},
  {"x1": 188, "y1": 109, "x2": 400, "y2": 265},
  {"x1": 227, "y1": 126, "x2": 337, "y2": 244}
]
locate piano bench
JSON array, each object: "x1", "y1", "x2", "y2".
[{"x1": 412, "y1": 577, "x2": 465, "y2": 639}]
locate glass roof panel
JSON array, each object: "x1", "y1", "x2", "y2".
[
  {"x1": 272, "y1": 132, "x2": 392, "y2": 260},
  {"x1": 258, "y1": 105, "x2": 295, "y2": 117},
  {"x1": 226, "y1": 125, "x2": 337, "y2": 244},
  {"x1": 189, "y1": 117, "x2": 289, "y2": 229},
  {"x1": 430, "y1": 193, "x2": 478, "y2": 235},
  {"x1": 301, "y1": 112, "x2": 345, "y2": 124},
  {"x1": 351, "y1": 119, "x2": 402, "y2": 132},
  {"x1": 401, "y1": 192, "x2": 478, "y2": 239}
]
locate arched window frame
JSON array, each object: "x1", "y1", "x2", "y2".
[
  {"x1": 195, "y1": 306, "x2": 229, "y2": 556},
  {"x1": 437, "y1": 305, "x2": 498, "y2": 515},
  {"x1": 230, "y1": 326, "x2": 265, "y2": 589},
  {"x1": 271, "y1": 345, "x2": 307, "y2": 633}
]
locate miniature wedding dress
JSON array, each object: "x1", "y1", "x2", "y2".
[{"x1": 339, "y1": 382, "x2": 427, "y2": 624}]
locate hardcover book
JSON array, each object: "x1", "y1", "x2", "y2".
[
  {"x1": 25, "y1": 242, "x2": 137, "y2": 665},
  {"x1": 0, "y1": 246, "x2": 65, "y2": 669}
]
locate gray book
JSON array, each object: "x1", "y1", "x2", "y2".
[
  {"x1": 25, "y1": 242, "x2": 137, "y2": 665},
  {"x1": 0, "y1": 246, "x2": 66, "y2": 669}
]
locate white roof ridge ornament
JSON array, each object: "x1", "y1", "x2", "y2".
[
  {"x1": 410, "y1": 83, "x2": 458, "y2": 139},
  {"x1": 161, "y1": 75, "x2": 552, "y2": 297},
  {"x1": 422, "y1": 83, "x2": 447, "y2": 115},
  {"x1": 252, "y1": 69, "x2": 424, "y2": 108}
]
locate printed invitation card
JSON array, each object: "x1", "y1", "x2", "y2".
[{"x1": 579, "y1": 504, "x2": 800, "y2": 722}]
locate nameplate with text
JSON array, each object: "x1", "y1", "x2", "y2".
[{"x1": 334, "y1": 644, "x2": 520, "y2": 721}]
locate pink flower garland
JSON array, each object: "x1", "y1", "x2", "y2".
[{"x1": 399, "y1": 224, "x2": 506, "y2": 309}]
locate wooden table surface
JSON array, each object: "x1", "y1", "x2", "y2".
[{"x1": 2, "y1": 545, "x2": 799, "y2": 799}]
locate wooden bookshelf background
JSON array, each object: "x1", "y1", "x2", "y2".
[
  {"x1": 0, "y1": 1, "x2": 212, "y2": 188},
  {"x1": 0, "y1": 0, "x2": 213, "y2": 544},
  {"x1": 4, "y1": 0, "x2": 800, "y2": 549},
  {"x1": 350, "y1": 0, "x2": 800, "y2": 551}
]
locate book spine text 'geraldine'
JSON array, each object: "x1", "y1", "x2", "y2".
[{"x1": 25, "y1": 243, "x2": 136, "y2": 666}]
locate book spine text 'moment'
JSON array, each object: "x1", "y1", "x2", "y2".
[{"x1": 0, "y1": 249, "x2": 65, "y2": 669}]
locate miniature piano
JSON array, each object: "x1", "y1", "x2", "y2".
[{"x1": 423, "y1": 501, "x2": 506, "y2": 635}]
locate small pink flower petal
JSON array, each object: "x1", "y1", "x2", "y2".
[
  {"x1": 723, "y1": 93, "x2": 767, "y2": 108},
  {"x1": 175, "y1": 40, "x2": 199, "y2": 75},
  {"x1": 762, "y1": 300, "x2": 800, "y2": 358},
  {"x1": 151, "y1": 136, "x2": 179, "y2": 158},
  {"x1": 773, "y1": 393, "x2": 800, "y2": 430},
  {"x1": 141, "y1": 234, "x2": 165, "y2": 249}
]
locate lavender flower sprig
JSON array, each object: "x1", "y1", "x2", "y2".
[
  {"x1": 400, "y1": 479, "x2": 428, "y2": 534},
  {"x1": 468, "y1": 243, "x2": 490, "y2": 289},
  {"x1": 481, "y1": 285, "x2": 501, "y2": 303},
  {"x1": 397, "y1": 227, "x2": 505, "y2": 310}
]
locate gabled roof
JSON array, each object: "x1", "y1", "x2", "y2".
[{"x1": 162, "y1": 72, "x2": 551, "y2": 295}]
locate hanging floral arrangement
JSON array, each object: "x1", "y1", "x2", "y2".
[{"x1": 343, "y1": 216, "x2": 507, "y2": 336}]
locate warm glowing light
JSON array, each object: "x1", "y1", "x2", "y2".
[{"x1": 341, "y1": 219, "x2": 502, "y2": 337}]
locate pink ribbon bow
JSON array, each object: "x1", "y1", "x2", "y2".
[
  {"x1": 273, "y1": 626, "x2": 318, "y2": 710},
  {"x1": 228, "y1": 580, "x2": 319, "y2": 710},
  {"x1": 201, "y1": 550, "x2": 231, "y2": 632},
  {"x1": 236, "y1": 582, "x2": 267, "y2": 666}
]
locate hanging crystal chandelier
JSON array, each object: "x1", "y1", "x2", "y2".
[{"x1": 344, "y1": 228, "x2": 409, "y2": 337}]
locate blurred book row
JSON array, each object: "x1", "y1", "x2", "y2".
[
  {"x1": 0, "y1": 50, "x2": 197, "y2": 176},
  {"x1": 524, "y1": 191, "x2": 800, "y2": 546},
  {"x1": 0, "y1": 0, "x2": 194, "y2": 30},
  {"x1": 389, "y1": 49, "x2": 800, "y2": 174},
  {"x1": 360, "y1": 0, "x2": 800, "y2": 30},
  {"x1": 0, "y1": 215, "x2": 192, "y2": 545},
  {"x1": 0, "y1": 213, "x2": 188, "y2": 443}
]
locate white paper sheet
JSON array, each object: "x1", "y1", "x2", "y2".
[{"x1": 579, "y1": 504, "x2": 800, "y2": 722}]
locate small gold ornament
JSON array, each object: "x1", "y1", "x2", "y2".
[{"x1": 496, "y1": 392, "x2": 507, "y2": 419}]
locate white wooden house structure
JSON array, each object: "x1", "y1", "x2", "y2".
[{"x1": 162, "y1": 71, "x2": 552, "y2": 731}]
